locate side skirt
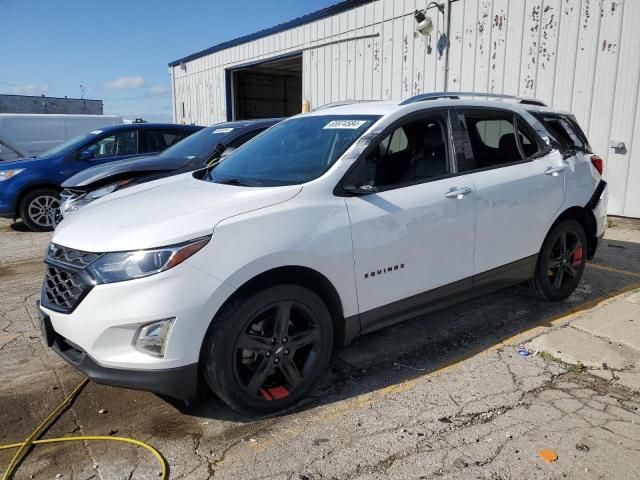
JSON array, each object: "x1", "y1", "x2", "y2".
[{"x1": 349, "y1": 255, "x2": 538, "y2": 338}]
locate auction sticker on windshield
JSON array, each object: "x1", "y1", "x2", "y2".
[
  {"x1": 213, "y1": 128, "x2": 234, "y2": 134},
  {"x1": 89, "y1": 130, "x2": 103, "y2": 135},
  {"x1": 323, "y1": 120, "x2": 368, "y2": 129}
]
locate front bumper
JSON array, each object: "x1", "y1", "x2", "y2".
[
  {"x1": 39, "y1": 306, "x2": 198, "y2": 399},
  {"x1": 39, "y1": 253, "x2": 235, "y2": 398}
]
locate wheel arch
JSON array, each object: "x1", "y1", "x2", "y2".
[
  {"x1": 548, "y1": 206, "x2": 598, "y2": 259},
  {"x1": 204, "y1": 265, "x2": 353, "y2": 354}
]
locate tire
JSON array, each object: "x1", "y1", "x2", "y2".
[
  {"x1": 19, "y1": 188, "x2": 60, "y2": 232},
  {"x1": 202, "y1": 284, "x2": 333, "y2": 414},
  {"x1": 529, "y1": 219, "x2": 587, "y2": 301}
]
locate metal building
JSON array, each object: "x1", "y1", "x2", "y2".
[
  {"x1": 0, "y1": 94, "x2": 103, "y2": 115},
  {"x1": 169, "y1": 0, "x2": 640, "y2": 218}
]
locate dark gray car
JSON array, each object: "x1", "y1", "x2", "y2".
[{"x1": 58, "y1": 118, "x2": 282, "y2": 218}]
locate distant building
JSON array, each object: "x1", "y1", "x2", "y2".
[{"x1": 0, "y1": 94, "x2": 103, "y2": 115}]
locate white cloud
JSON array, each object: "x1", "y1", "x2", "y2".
[
  {"x1": 12, "y1": 84, "x2": 48, "y2": 95},
  {"x1": 148, "y1": 85, "x2": 171, "y2": 96},
  {"x1": 104, "y1": 76, "x2": 145, "y2": 90}
]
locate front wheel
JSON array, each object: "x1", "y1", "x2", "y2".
[
  {"x1": 202, "y1": 285, "x2": 333, "y2": 414},
  {"x1": 19, "y1": 188, "x2": 60, "y2": 232},
  {"x1": 529, "y1": 219, "x2": 587, "y2": 301}
]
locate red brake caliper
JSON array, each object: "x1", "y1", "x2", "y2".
[
  {"x1": 259, "y1": 386, "x2": 290, "y2": 401},
  {"x1": 572, "y1": 245, "x2": 583, "y2": 266}
]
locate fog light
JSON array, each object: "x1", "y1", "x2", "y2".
[{"x1": 134, "y1": 318, "x2": 175, "y2": 357}]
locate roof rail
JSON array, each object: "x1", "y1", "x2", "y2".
[
  {"x1": 312, "y1": 100, "x2": 381, "y2": 111},
  {"x1": 399, "y1": 92, "x2": 547, "y2": 107}
]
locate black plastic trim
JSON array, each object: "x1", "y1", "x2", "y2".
[
  {"x1": 41, "y1": 310, "x2": 199, "y2": 399},
  {"x1": 586, "y1": 180, "x2": 607, "y2": 211},
  {"x1": 40, "y1": 258, "x2": 96, "y2": 314},
  {"x1": 347, "y1": 255, "x2": 538, "y2": 336}
]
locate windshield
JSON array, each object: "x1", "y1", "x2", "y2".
[
  {"x1": 38, "y1": 132, "x2": 97, "y2": 158},
  {"x1": 160, "y1": 126, "x2": 231, "y2": 161},
  {"x1": 209, "y1": 115, "x2": 379, "y2": 186}
]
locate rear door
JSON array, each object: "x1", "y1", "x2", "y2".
[{"x1": 453, "y1": 108, "x2": 566, "y2": 276}]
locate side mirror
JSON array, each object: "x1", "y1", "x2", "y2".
[
  {"x1": 78, "y1": 149, "x2": 94, "y2": 161},
  {"x1": 343, "y1": 184, "x2": 378, "y2": 195},
  {"x1": 214, "y1": 142, "x2": 226, "y2": 154}
]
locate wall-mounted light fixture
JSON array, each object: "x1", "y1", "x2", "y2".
[{"x1": 414, "y1": 2, "x2": 445, "y2": 36}]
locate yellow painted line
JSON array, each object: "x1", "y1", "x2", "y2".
[{"x1": 588, "y1": 263, "x2": 640, "y2": 278}]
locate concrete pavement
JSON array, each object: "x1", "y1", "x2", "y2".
[{"x1": 1, "y1": 218, "x2": 639, "y2": 480}]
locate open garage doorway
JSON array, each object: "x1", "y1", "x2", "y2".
[{"x1": 229, "y1": 54, "x2": 302, "y2": 120}]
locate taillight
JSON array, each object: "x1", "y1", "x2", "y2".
[{"x1": 590, "y1": 155, "x2": 604, "y2": 175}]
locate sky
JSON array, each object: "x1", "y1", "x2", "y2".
[{"x1": 0, "y1": 0, "x2": 337, "y2": 122}]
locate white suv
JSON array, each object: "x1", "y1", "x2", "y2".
[{"x1": 39, "y1": 93, "x2": 608, "y2": 413}]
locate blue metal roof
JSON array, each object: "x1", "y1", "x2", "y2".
[{"x1": 168, "y1": 0, "x2": 375, "y2": 67}]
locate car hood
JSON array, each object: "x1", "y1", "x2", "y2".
[
  {"x1": 53, "y1": 173, "x2": 302, "y2": 252},
  {"x1": 61, "y1": 154, "x2": 187, "y2": 188},
  {"x1": 0, "y1": 156, "x2": 47, "y2": 169}
]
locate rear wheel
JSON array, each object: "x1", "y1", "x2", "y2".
[
  {"x1": 202, "y1": 285, "x2": 333, "y2": 414},
  {"x1": 530, "y1": 219, "x2": 587, "y2": 301},
  {"x1": 19, "y1": 188, "x2": 60, "y2": 232}
]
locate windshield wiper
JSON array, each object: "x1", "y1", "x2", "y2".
[{"x1": 215, "y1": 177, "x2": 259, "y2": 187}]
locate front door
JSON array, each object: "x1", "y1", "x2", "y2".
[
  {"x1": 342, "y1": 110, "x2": 477, "y2": 332},
  {"x1": 68, "y1": 129, "x2": 141, "y2": 175}
]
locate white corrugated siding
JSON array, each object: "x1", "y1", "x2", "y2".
[{"x1": 171, "y1": 0, "x2": 640, "y2": 218}]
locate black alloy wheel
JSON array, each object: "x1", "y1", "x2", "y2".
[
  {"x1": 203, "y1": 285, "x2": 333, "y2": 413},
  {"x1": 530, "y1": 219, "x2": 587, "y2": 301},
  {"x1": 233, "y1": 301, "x2": 321, "y2": 401}
]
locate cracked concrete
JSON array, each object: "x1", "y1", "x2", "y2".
[{"x1": 1, "y1": 218, "x2": 639, "y2": 479}]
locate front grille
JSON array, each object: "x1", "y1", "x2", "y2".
[
  {"x1": 42, "y1": 265, "x2": 89, "y2": 312},
  {"x1": 47, "y1": 244, "x2": 102, "y2": 267}
]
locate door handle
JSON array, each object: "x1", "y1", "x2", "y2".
[
  {"x1": 544, "y1": 166, "x2": 565, "y2": 176},
  {"x1": 445, "y1": 187, "x2": 472, "y2": 199}
]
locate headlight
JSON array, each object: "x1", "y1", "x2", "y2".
[
  {"x1": 61, "y1": 180, "x2": 131, "y2": 214},
  {"x1": 87, "y1": 236, "x2": 210, "y2": 284},
  {"x1": 86, "y1": 182, "x2": 122, "y2": 200},
  {"x1": 0, "y1": 168, "x2": 24, "y2": 181}
]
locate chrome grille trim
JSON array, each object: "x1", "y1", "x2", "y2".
[
  {"x1": 41, "y1": 243, "x2": 101, "y2": 313},
  {"x1": 47, "y1": 243, "x2": 103, "y2": 268},
  {"x1": 42, "y1": 266, "x2": 88, "y2": 312}
]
